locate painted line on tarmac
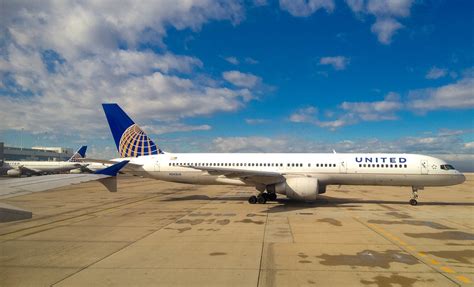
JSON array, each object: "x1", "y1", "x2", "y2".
[{"x1": 363, "y1": 220, "x2": 472, "y2": 285}]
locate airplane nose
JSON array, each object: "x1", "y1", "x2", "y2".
[{"x1": 456, "y1": 173, "x2": 466, "y2": 184}]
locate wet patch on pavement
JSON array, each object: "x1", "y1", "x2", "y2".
[
  {"x1": 360, "y1": 274, "x2": 433, "y2": 287},
  {"x1": 246, "y1": 213, "x2": 266, "y2": 217},
  {"x1": 317, "y1": 218, "x2": 342, "y2": 226},
  {"x1": 317, "y1": 250, "x2": 418, "y2": 269},
  {"x1": 164, "y1": 227, "x2": 192, "y2": 233},
  {"x1": 425, "y1": 249, "x2": 473, "y2": 264},
  {"x1": 235, "y1": 219, "x2": 265, "y2": 225},
  {"x1": 385, "y1": 212, "x2": 412, "y2": 219},
  {"x1": 188, "y1": 212, "x2": 212, "y2": 217},
  {"x1": 209, "y1": 252, "x2": 227, "y2": 256},
  {"x1": 216, "y1": 219, "x2": 230, "y2": 225},
  {"x1": 175, "y1": 219, "x2": 204, "y2": 225}
]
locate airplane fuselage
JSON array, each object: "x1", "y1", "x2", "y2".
[
  {"x1": 113, "y1": 153, "x2": 465, "y2": 188},
  {"x1": 1, "y1": 161, "x2": 82, "y2": 175}
]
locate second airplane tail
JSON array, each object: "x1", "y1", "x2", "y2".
[
  {"x1": 102, "y1": 103, "x2": 161, "y2": 158},
  {"x1": 68, "y1": 146, "x2": 87, "y2": 162}
]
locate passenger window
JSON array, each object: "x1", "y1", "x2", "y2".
[{"x1": 404, "y1": 164, "x2": 407, "y2": 168}]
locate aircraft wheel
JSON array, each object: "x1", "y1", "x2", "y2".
[
  {"x1": 267, "y1": 193, "x2": 277, "y2": 201},
  {"x1": 409, "y1": 199, "x2": 418, "y2": 206},
  {"x1": 257, "y1": 195, "x2": 267, "y2": 204},
  {"x1": 248, "y1": 196, "x2": 257, "y2": 204}
]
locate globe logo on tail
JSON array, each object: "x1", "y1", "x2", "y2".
[{"x1": 119, "y1": 124, "x2": 158, "y2": 157}]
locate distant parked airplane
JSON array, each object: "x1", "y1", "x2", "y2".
[
  {"x1": 96, "y1": 104, "x2": 465, "y2": 206},
  {"x1": 1, "y1": 146, "x2": 87, "y2": 177}
]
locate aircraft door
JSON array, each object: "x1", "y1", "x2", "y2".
[
  {"x1": 421, "y1": 160, "x2": 428, "y2": 174},
  {"x1": 339, "y1": 160, "x2": 347, "y2": 173}
]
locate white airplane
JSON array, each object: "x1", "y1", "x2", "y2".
[
  {"x1": 1, "y1": 146, "x2": 88, "y2": 177},
  {"x1": 98, "y1": 104, "x2": 465, "y2": 206}
]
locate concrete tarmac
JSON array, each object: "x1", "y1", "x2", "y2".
[{"x1": 0, "y1": 174, "x2": 473, "y2": 286}]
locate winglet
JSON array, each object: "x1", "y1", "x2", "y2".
[{"x1": 94, "y1": 160, "x2": 129, "y2": 176}]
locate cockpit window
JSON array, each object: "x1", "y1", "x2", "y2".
[{"x1": 440, "y1": 164, "x2": 455, "y2": 170}]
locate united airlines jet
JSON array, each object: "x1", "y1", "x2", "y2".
[
  {"x1": 100, "y1": 104, "x2": 465, "y2": 206},
  {"x1": 1, "y1": 146, "x2": 88, "y2": 177}
]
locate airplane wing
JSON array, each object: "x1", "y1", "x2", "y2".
[
  {"x1": 18, "y1": 166, "x2": 42, "y2": 175},
  {"x1": 0, "y1": 160, "x2": 129, "y2": 199},
  {"x1": 77, "y1": 158, "x2": 143, "y2": 169},
  {"x1": 188, "y1": 165, "x2": 285, "y2": 186}
]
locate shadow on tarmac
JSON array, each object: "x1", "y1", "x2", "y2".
[{"x1": 161, "y1": 194, "x2": 474, "y2": 213}]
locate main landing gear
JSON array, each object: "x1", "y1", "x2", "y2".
[
  {"x1": 410, "y1": 186, "x2": 423, "y2": 206},
  {"x1": 248, "y1": 192, "x2": 277, "y2": 204}
]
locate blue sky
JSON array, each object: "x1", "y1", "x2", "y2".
[{"x1": 0, "y1": 0, "x2": 473, "y2": 168}]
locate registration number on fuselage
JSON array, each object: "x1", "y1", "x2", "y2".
[{"x1": 169, "y1": 172, "x2": 182, "y2": 176}]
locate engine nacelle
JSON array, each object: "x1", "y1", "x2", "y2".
[
  {"x1": 267, "y1": 177, "x2": 319, "y2": 202},
  {"x1": 69, "y1": 168, "x2": 83, "y2": 174},
  {"x1": 318, "y1": 184, "x2": 326, "y2": 194},
  {"x1": 7, "y1": 169, "x2": 21, "y2": 177}
]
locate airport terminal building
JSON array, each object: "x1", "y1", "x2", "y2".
[{"x1": 0, "y1": 142, "x2": 73, "y2": 162}]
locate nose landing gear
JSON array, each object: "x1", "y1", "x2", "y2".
[{"x1": 410, "y1": 186, "x2": 423, "y2": 206}]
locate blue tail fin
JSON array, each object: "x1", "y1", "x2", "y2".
[
  {"x1": 102, "y1": 104, "x2": 160, "y2": 157},
  {"x1": 68, "y1": 146, "x2": 87, "y2": 162}
]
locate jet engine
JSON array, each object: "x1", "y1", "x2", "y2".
[
  {"x1": 7, "y1": 169, "x2": 21, "y2": 177},
  {"x1": 69, "y1": 168, "x2": 83, "y2": 174},
  {"x1": 318, "y1": 184, "x2": 326, "y2": 194},
  {"x1": 267, "y1": 177, "x2": 319, "y2": 202}
]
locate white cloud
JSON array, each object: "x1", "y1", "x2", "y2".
[
  {"x1": 346, "y1": 0, "x2": 415, "y2": 44},
  {"x1": 213, "y1": 136, "x2": 288, "y2": 152},
  {"x1": 142, "y1": 123, "x2": 211, "y2": 135},
  {"x1": 408, "y1": 77, "x2": 474, "y2": 112},
  {"x1": 319, "y1": 56, "x2": 350, "y2": 70},
  {"x1": 426, "y1": 66, "x2": 447, "y2": 80},
  {"x1": 370, "y1": 18, "x2": 403, "y2": 44},
  {"x1": 245, "y1": 57, "x2": 259, "y2": 64},
  {"x1": 289, "y1": 93, "x2": 402, "y2": 129},
  {"x1": 0, "y1": 1, "x2": 256, "y2": 136},
  {"x1": 279, "y1": 0, "x2": 335, "y2": 17},
  {"x1": 245, "y1": 118, "x2": 268, "y2": 124},
  {"x1": 2, "y1": 1, "x2": 245, "y2": 61},
  {"x1": 464, "y1": 142, "x2": 474, "y2": 149},
  {"x1": 366, "y1": 0, "x2": 414, "y2": 17},
  {"x1": 340, "y1": 92, "x2": 402, "y2": 121},
  {"x1": 222, "y1": 70, "x2": 262, "y2": 88},
  {"x1": 224, "y1": 56, "x2": 239, "y2": 65}
]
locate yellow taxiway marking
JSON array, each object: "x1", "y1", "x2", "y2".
[
  {"x1": 456, "y1": 275, "x2": 472, "y2": 284},
  {"x1": 440, "y1": 266, "x2": 456, "y2": 274},
  {"x1": 363, "y1": 220, "x2": 472, "y2": 285},
  {"x1": 417, "y1": 252, "x2": 427, "y2": 257}
]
